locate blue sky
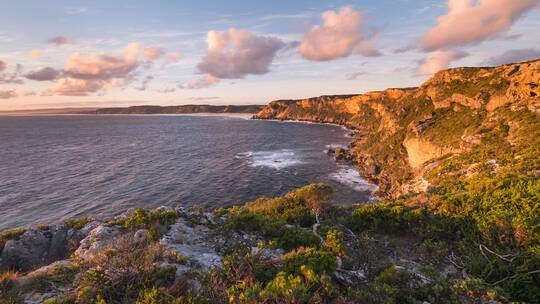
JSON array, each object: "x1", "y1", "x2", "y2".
[{"x1": 0, "y1": 0, "x2": 539, "y2": 110}]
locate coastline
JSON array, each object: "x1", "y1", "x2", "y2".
[{"x1": 252, "y1": 116, "x2": 387, "y2": 199}]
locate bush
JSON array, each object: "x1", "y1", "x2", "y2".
[
  {"x1": 242, "y1": 183, "x2": 332, "y2": 227},
  {"x1": 323, "y1": 229, "x2": 346, "y2": 257},
  {"x1": 108, "y1": 208, "x2": 178, "y2": 240},
  {"x1": 76, "y1": 235, "x2": 175, "y2": 303},
  {"x1": 135, "y1": 287, "x2": 180, "y2": 304},
  {"x1": 64, "y1": 217, "x2": 92, "y2": 230},
  {"x1": 281, "y1": 247, "x2": 337, "y2": 276}
]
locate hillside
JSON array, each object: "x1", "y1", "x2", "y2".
[
  {"x1": 82, "y1": 104, "x2": 264, "y2": 115},
  {"x1": 255, "y1": 59, "x2": 540, "y2": 199}
]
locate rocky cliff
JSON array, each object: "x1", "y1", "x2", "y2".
[{"x1": 255, "y1": 59, "x2": 540, "y2": 199}]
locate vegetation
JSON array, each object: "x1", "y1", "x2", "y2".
[
  {"x1": 107, "y1": 208, "x2": 178, "y2": 240},
  {"x1": 64, "y1": 217, "x2": 92, "y2": 230},
  {"x1": 2, "y1": 62, "x2": 540, "y2": 302},
  {"x1": 0, "y1": 228, "x2": 26, "y2": 251}
]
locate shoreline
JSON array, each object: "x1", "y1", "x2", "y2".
[
  {"x1": 0, "y1": 113, "x2": 256, "y2": 118},
  {"x1": 252, "y1": 116, "x2": 388, "y2": 199}
]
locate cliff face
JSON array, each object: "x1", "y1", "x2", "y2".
[{"x1": 255, "y1": 59, "x2": 540, "y2": 198}]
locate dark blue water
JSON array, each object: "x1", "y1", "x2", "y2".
[{"x1": 0, "y1": 115, "x2": 376, "y2": 229}]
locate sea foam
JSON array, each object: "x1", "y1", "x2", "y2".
[
  {"x1": 329, "y1": 165, "x2": 378, "y2": 193},
  {"x1": 236, "y1": 149, "x2": 303, "y2": 169}
]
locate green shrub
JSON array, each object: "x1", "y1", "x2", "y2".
[
  {"x1": 135, "y1": 287, "x2": 180, "y2": 304},
  {"x1": 323, "y1": 229, "x2": 346, "y2": 257},
  {"x1": 64, "y1": 217, "x2": 92, "y2": 230},
  {"x1": 281, "y1": 247, "x2": 337, "y2": 276},
  {"x1": 108, "y1": 208, "x2": 178, "y2": 239}
]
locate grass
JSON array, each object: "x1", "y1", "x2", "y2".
[
  {"x1": 64, "y1": 217, "x2": 92, "y2": 230},
  {"x1": 0, "y1": 228, "x2": 26, "y2": 251}
]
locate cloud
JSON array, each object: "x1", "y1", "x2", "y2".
[
  {"x1": 44, "y1": 78, "x2": 117, "y2": 96},
  {"x1": 189, "y1": 96, "x2": 219, "y2": 101},
  {"x1": 421, "y1": 0, "x2": 537, "y2": 51},
  {"x1": 0, "y1": 89, "x2": 17, "y2": 99},
  {"x1": 157, "y1": 85, "x2": 176, "y2": 93},
  {"x1": 485, "y1": 48, "x2": 540, "y2": 66},
  {"x1": 144, "y1": 47, "x2": 165, "y2": 60},
  {"x1": 0, "y1": 88, "x2": 35, "y2": 99},
  {"x1": 416, "y1": 50, "x2": 469, "y2": 76},
  {"x1": 197, "y1": 28, "x2": 285, "y2": 79},
  {"x1": 25, "y1": 67, "x2": 61, "y2": 81},
  {"x1": 31, "y1": 49, "x2": 44, "y2": 58},
  {"x1": 298, "y1": 6, "x2": 380, "y2": 61},
  {"x1": 45, "y1": 43, "x2": 155, "y2": 96},
  {"x1": 345, "y1": 71, "x2": 366, "y2": 80},
  {"x1": 261, "y1": 11, "x2": 315, "y2": 21},
  {"x1": 47, "y1": 36, "x2": 75, "y2": 45},
  {"x1": 63, "y1": 42, "x2": 140, "y2": 80},
  {"x1": 179, "y1": 75, "x2": 221, "y2": 89},
  {"x1": 135, "y1": 75, "x2": 154, "y2": 91},
  {"x1": 0, "y1": 63, "x2": 23, "y2": 84},
  {"x1": 65, "y1": 7, "x2": 88, "y2": 15},
  {"x1": 168, "y1": 51, "x2": 182, "y2": 63}
]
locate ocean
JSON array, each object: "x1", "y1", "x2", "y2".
[{"x1": 0, "y1": 115, "x2": 376, "y2": 229}]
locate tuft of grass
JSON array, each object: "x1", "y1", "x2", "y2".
[
  {"x1": 0, "y1": 228, "x2": 26, "y2": 250},
  {"x1": 64, "y1": 217, "x2": 92, "y2": 230}
]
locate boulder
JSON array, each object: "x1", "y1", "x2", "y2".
[
  {"x1": 74, "y1": 224, "x2": 121, "y2": 261},
  {"x1": 0, "y1": 225, "x2": 83, "y2": 272}
]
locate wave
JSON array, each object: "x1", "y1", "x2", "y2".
[
  {"x1": 236, "y1": 149, "x2": 303, "y2": 169},
  {"x1": 329, "y1": 165, "x2": 378, "y2": 193}
]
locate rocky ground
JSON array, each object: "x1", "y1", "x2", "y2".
[{"x1": 0, "y1": 185, "x2": 494, "y2": 303}]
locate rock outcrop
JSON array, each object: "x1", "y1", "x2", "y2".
[
  {"x1": 0, "y1": 225, "x2": 86, "y2": 272},
  {"x1": 255, "y1": 59, "x2": 540, "y2": 198}
]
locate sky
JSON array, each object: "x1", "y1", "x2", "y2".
[{"x1": 0, "y1": 0, "x2": 539, "y2": 110}]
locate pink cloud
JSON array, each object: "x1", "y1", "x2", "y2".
[
  {"x1": 45, "y1": 43, "x2": 152, "y2": 96},
  {"x1": 0, "y1": 89, "x2": 18, "y2": 99},
  {"x1": 44, "y1": 78, "x2": 117, "y2": 96},
  {"x1": 144, "y1": 47, "x2": 165, "y2": 60},
  {"x1": 0, "y1": 88, "x2": 35, "y2": 99},
  {"x1": 31, "y1": 49, "x2": 43, "y2": 58},
  {"x1": 422, "y1": 0, "x2": 537, "y2": 51},
  {"x1": 197, "y1": 28, "x2": 285, "y2": 79},
  {"x1": 63, "y1": 43, "x2": 140, "y2": 80},
  {"x1": 157, "y1": 84, "x2": 176, "y2": 93},
  {"x1": 168, "y1": 51, "x2": 182, "y2": 63},
  {"x1": 416, "y1": 50, "x2": 469, "y2": 76},
  {"x1": 0, "y1": 60, "x2": 7, "y2": 72},
  {"x1": 47, "y1": 36, "x2": 75, "y2": 45},
  {"x1": 179, "y1": 75, "x2": 220, "y2": 89},
  {"x1": 298, "y1": 6, "x2": 380, "y2": 61}
]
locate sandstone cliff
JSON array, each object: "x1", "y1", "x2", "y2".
[{"x1": 255, "y1": 59, "x2": 540, "y2": 198}]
